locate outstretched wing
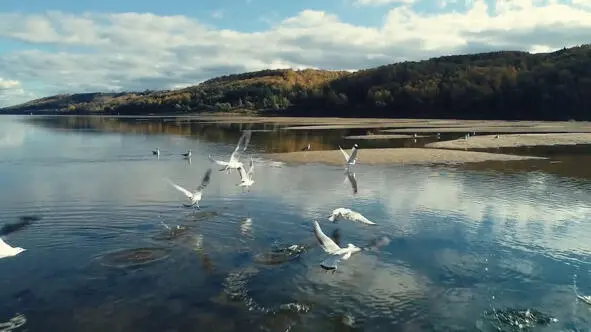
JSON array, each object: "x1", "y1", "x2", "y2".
[
  {"x1": 230, "y1": 131, "x2": 251, "y2": 162},
  {"x1": 167, "y1": 179, "x2": 193, "y2": 198},
  {"x1": 237, "y1": 165, "x2": 248, "y2": 181},
  {"x1": 197, "y1": 168, "x2": 212, "y2": 191},
  {"x1": 313, "y1": 221, "x2": 341, "y2": 254},
  {"x1": 247, "y1": 158, "x2": 254, "y2": 178},
  {"x1": 209, "y1": 154, "x2": 229, "y2": 166},
  {"x1": 348, "y1": 146, "x2": 358, "y2": 164},
  {"x1": 242, "y1": 130, "x2": 252, "y2": 152},
  {"x1": 338, "y1": 146, "x2": 350, "y2": 162},
  {"x1": 0, "y1": 238, "x2": 14, "y2": 251},
  {"x1": 345, "y1": 170, "x2": 358, "y2": 194},
  {"x1": 350, "y1": 211, "x2": 376, "y2": 225}
]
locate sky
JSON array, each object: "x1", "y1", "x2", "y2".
[{"x1": 0, "y1": 0, "x2": 590, "y2": 107}]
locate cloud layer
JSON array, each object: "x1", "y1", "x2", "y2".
[{"x1": 1, "y1": 0, "x2": 591, "y2": 106}]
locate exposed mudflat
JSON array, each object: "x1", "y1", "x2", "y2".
[
  {"x1": 426, "y1": 133, "x2": 591, "y2": 149},
  {"x1": 265, "y1": 148, "x2": 545, "y2": 166}
]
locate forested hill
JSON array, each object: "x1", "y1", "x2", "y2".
[{"x1": 3, "y1": 44, "x2": 591, "y2": 120}]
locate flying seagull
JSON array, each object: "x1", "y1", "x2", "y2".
[
  {"x1": 167, "y1": 168, "x2": 212, "y2": 208},
  {"x1": 313, "y1": 220, "x2": 361, "y2": 271},
  {"x1": 208, "y1": 130, "x2": 251, "y2": 173},
  {"x1": 237, "y1": 157, "x2": 255, "y2": 189},
  {"x1": 577, "y1": 294, "x2": 591, "y2": 305},
  {"x1": 153, "y1": 148, "x2": 160, "y2": 157},
  {"x1": 338, "y1": 144, "x2": 359, "y2": 169},
  {"x1": 328, "y1": 208, "x2": 376, "y2": 225},
  {"x1": 0, "y1": 238, "x2": 26, "y2": 259}
]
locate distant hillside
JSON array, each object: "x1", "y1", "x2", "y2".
[{"x1": 3, "y1": 44, "x2": 591, "y2": 120}]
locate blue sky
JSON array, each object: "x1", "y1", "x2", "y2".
[{"x1": 0, "y1": 0, "x2": 590, "y2": 107}]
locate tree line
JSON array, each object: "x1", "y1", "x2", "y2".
[{"x1": 3, "y1": 45, "x2": 591, "y2": 120}]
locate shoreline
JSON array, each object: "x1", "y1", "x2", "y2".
[
  {"x1": 425, "y1": 133, "x2": 591, "y2": 149},
  {"x1": 264, "y1": 148, "x2": 546, "y2": 166}
]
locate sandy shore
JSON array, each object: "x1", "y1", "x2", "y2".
[
  {"x1": 264, "y1": 148, "x2": 545, "y2": 166},
  {"x1": 426, "y1": 133, "x2": 591, "y2": 149},
  {"x1": 344, "y1": 134, "x2": 423, "y2": 140}
]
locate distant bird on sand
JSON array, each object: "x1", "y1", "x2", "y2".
[
  {"x1": 313, "y1": 220, "x2": 361, "y2": 271},
  {"x1": 0, "y1": 238, "x2": 26, "y2": 259},
  {"x1": 301, "y1": 144, "x2": 311, "y2": 151},
  {"x1": 327, "y1": 208, "x2": 375, "y2": 225},
  {"x1": 167, "y1": 168, "x2": 212, "y2": 208}
]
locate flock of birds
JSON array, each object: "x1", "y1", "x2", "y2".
[
  {"x1": 0, "y1": 129, "x2": 382, "y2": 272},
  {"x1": 160, "y1": 130, "x2": 380, "y2": 271}
]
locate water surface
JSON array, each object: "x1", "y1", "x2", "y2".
[{"x1": 1, "y1": 115, "x2": 591, "y2": 331}]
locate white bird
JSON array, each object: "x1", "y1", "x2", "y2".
[
  {"x1": 312, "y1": 220, "x2": 361, "y2": 271},
  {"x1": 153, "y1": 148, "x2": 160, "y2": 157},
  {"x1": 237, "y1": 157, "x2": 255, "y2": 189},
  {"x1": 577, "y1": 294, "x2": 591, "y2": 305},
  {"x1": 208, "y1": 130, "x2": 251, "y2": 173},
  {"x1": 0, "y1": 238, "x2": 26, "y2": 259},
  {"x1": 327, "y1": 208, "x2": 376, "y2": 225},
  {"x1": 182, "y1": 150, "x2": 192, "y2": 159},
  {"x1": 338, "y1": 144, "x2": 359, "y2": 169},
  {"x1": 167, "y1": 168, "x2": 212, "y2": 208}
]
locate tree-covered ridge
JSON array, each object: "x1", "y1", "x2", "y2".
[{"x1": 3, "y1": 44, "x2": 591, "y2": 120}]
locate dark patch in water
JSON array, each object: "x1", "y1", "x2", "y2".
[
  {"x1": 96, "y1": 247, "x2": 171, "y2": 269},
  {"x1": 0, "y1": 215, "x2": 41, "y2": 236}
]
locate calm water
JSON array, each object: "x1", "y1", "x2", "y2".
[{"x1": 1, "y1": 115, "x2": 591, "y2": 331}]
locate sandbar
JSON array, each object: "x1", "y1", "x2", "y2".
[
  {"x1": 344, "y1": 134, "x2": 424, "y2": 140},
  {"x1": 264, "y1": 148, "x2": 545, "y2": 166},
  {"x1": 425, "y1": 133, "x2": 591, "y2": 149}
]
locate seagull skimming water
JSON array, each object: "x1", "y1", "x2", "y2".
[
  {"x1": 209, "y1": 130, "x2": 252, "y2": 173},
  {"x1": 0, "y1": 238, "x2": 26, "y2": 259},
  {"x1": 167, "y1": 168, "x2": 212, "y2": 208},
  {"x1": 344, "y1": 169, "x2": 358, "y2": 194},
  {"x1": 182, "y1": 150, "x2": 192, "y2": 159},
  {"x1": 328, "y1": 208, "x2": 376, "y2": 225},
  {"x1": 338, "y1": 144, "x2": 359, "y2": 169},
  {"x1": 313, "y1": 221, "x2": 361, "y2": 271}
]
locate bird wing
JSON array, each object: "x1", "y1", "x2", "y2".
[
  {"x1": 348, "y1": 146, "x2": 359, "y2": 164},
  {"x1": 350, "y1": 211, "x2": 376, "y2": 225},
  {"x1": 237, "y1": 165, "x2": 248, "y2": 181},
  {"x1": 246, "y1": 158, "x2": 254, "y2": 179},
  {"x1": 197, "y1": 168, "x2": 212, "y2": 191},
  {"x1": 167, "y1": 179, "x2": 193, "y2": 198},
  {"x1": 0, "y1": 238, "x2": 13, "y2": 251},
  {"x1": 209, "y1": 154, "x2": 229, "y2": 166},
  {"x1": 338, "y1": 146, "x2": 350, "y2": 162},
  {"x1": 577, "y1": 295, "x2": 591, "y2": 305},
  {"x1": 345, "y1": 170, "x2": 358, "y2": 194},
  {"x1": 313, "y1": 221, "x2": 341, "y2": 254},
  {"x1": 242, "y1": 130, "x2": 252, "y2": 152}
]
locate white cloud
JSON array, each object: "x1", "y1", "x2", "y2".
[
  {"x1": 0, "y1": 78, "x2": 35, "y2": 108},
  {"x1": 0, "y1": 0, "x2": 590, "y2": 106}
]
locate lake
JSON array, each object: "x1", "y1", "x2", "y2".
[{"x1": 1, "y1": 115, "x2": 591, "y2": 331}]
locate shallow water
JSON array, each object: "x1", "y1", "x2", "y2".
[{"x1": 1, "y1": 115, "x2": 591, "y2": 331}]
